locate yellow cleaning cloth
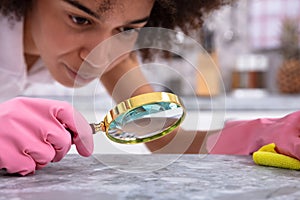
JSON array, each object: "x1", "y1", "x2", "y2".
[{"x1": 253, "y1": 143, "x2": 300, "y2": 170}]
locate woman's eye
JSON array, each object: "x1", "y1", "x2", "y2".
[
  {"x1": 70, "y1": 15, "x2": 91, "y2": 25},
  {"x1": 119, "y1": 27, "x2": 141, "y2": 36},
  {"x1": 120, "y1": 27, "x2": 140, "y2": 33}
]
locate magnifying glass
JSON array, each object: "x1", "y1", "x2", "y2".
[{"x1": 90, "y1": 92, "x2": 185, "y2": 144}]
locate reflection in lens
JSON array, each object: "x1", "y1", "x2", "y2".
[{"x1": 107, "y1": 102, "x2": 183, "y2": 143}]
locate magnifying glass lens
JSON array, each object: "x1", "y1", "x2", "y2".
[
  {"x1": 90, "y1": 92, "x2": 185, "y2": 144},
  {"x1": 107, "y1": 102, "x2": 184, "y2": 143}
]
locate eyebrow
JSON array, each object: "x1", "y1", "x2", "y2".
[
  {"x1": 63, "y1": 0, "x2": 100, "y2": 19},
  {"x1": 63, "y1": 0, "x2": 149, "y2": 25}
]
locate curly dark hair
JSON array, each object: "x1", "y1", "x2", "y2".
[
  {"x1": 0, "y1": 0, "x2": 230, "y2": 60},
  {"x1": 0, "y1": 0, "x2": 30, "y2": 19}
]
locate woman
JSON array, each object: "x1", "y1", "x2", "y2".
[{"x1": 0, "y1": 0, "x2": 228, "y2": 175}]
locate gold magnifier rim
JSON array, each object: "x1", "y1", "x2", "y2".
[{"x1": 103, "y1": 91, "x2": 185, "y2": 144}]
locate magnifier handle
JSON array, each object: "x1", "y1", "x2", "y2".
[{"x1": 90, "y1": 122, "x2": 105, "y2": 134}]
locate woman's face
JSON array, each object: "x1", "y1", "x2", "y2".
[{"x1": 25, "y1": 0, "x2": 154, "y2": 87}]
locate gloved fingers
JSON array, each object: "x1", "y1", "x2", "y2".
[
  {"x1": 24, "y1": 140, "x2": 58, "y2": 167},
  {"x1": 0, "y1": 151, "x2": 36, "y2": 176},
  {"x1": 53, "y1": 104, "x2": 94, "y2": 157},
  {"x1": 46, "y1": 128, "x2": 72, "y2": 162},
  {"x1": 273, "y1": 141, "x2": 300, "y2": 161}
]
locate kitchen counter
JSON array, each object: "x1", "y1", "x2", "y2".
[{"x1": 1, "y1": 154, "x2": 300, "y2": 199}]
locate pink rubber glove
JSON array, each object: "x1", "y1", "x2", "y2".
[
  {"x1": 207, "y1": 111, "x2": 300, "y2": 160},
  {"x1": 0, "y1": 97, "x2": 94, "y2": 175}
]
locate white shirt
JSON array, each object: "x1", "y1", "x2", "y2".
[{"x1": 0, "y1": 15, "x2": 54, "y2": 102}]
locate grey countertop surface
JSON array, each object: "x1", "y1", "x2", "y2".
[{"x1": 1, "y1": 154, "x2": 300, "y2": 200}]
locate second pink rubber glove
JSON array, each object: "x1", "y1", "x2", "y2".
[
  {"x1": 0, "y1": 97, "x2": 94, "y2": 175},
  {"x1": 207, "y1": 111, "x2": 300, "y2": 160}
]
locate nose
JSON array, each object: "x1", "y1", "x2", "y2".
[
  {"x1": 79, "y1": 31, "x2": 113, "y2": 68},
  {"x1": 79, "y1": 31, "x2": 137, "y2": 70}
]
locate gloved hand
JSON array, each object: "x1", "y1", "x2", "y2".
[
  {"x1": 207, "y1": 111, "x2": 300, "y2": 160},
  {"x1": 0, "y1": 97, "x2": 94, "y2": 175}
]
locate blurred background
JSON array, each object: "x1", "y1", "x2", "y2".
[{"x1": 23, "y1": 0, "x2": 300, "y2": 153}]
